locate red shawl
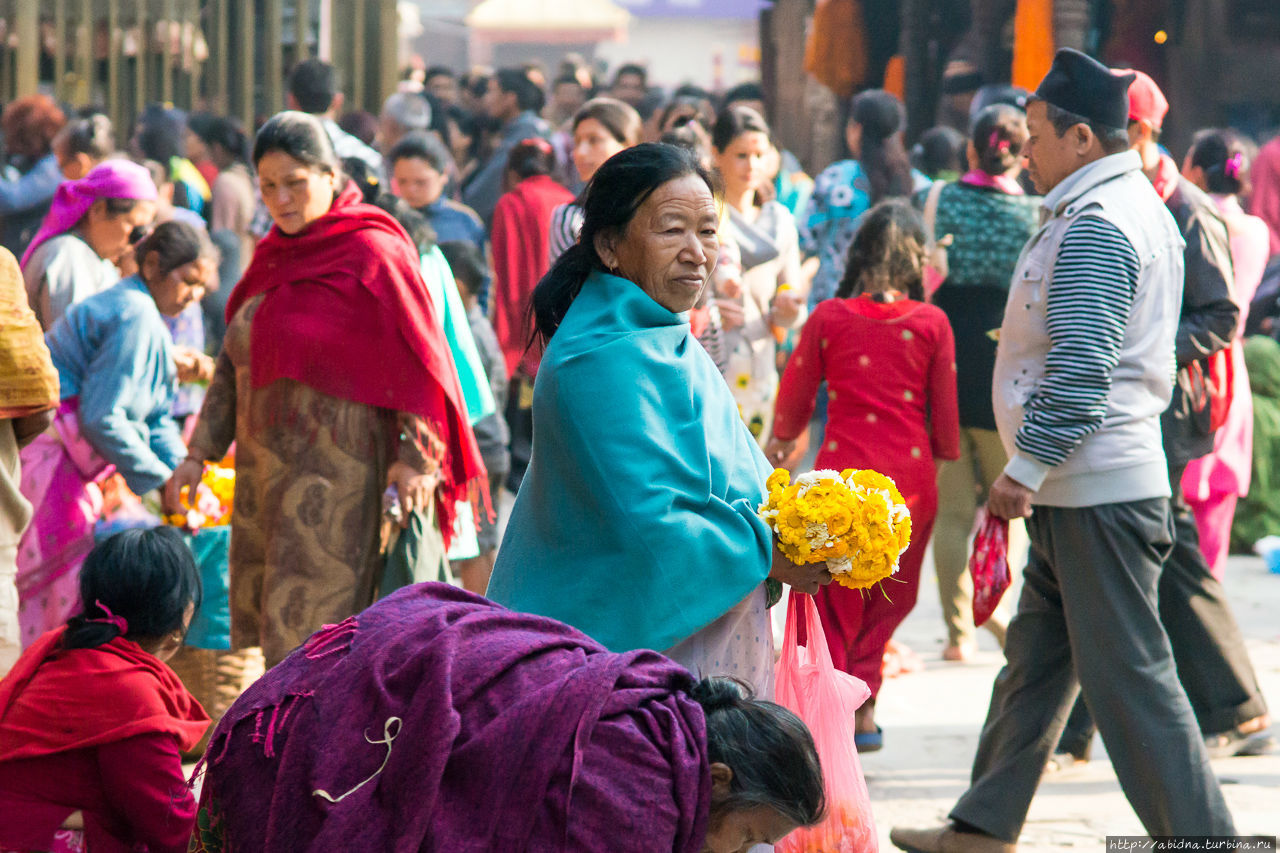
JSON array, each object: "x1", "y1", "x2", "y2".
[
  {"x1": 491, "y1": 175, "x2": 575, "y2": 379},
  {"x1": 225, "y1": 182, "x2": 487, "y2": 541},
  {"x1": 0, "y1": 627, "x2": 209, "y2": 758}
]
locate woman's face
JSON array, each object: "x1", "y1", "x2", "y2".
[
  {"x1": 573, "y1": 118, "x2": 627, "y2": 183},
  {"x1": 143, "y1": 255, "x2": 214, "y2": 317},
  {"x1": 714, "y1": 130, "x2": 771, "y2": 203},
  {"x1": 257, "y1": 150, "x2": 340, "y2": 235},
  {"x1": 702, "y1": 804, "x2": 797, "y2": 853},
  {"x1": 596, "y1": 174, "x2": 719, "y2": 314},
  {"x1": 81, "y1": 198, "x2": 157, "y2": 265}
]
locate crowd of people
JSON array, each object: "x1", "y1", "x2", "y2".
[{"x1": 0, "y1": 44, "x2": 1278, "y2": 851}]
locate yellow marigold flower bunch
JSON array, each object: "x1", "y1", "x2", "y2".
[
  {"x1": 759, "y1": 467, "x2": 911, "y2": 590},
  {"x1": 164, "y1": 464, "x2": 235, "y2": 530}
]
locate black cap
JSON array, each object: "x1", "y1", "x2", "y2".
[{"x1": 1034, "y1": 48, "x2": 1134, "y2": 130}]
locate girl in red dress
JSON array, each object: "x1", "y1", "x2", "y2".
[{"x1": 766, "y1": 200, "x2": 959, "y2": 750}]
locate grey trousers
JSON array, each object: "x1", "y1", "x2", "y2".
[
  {"x1": 1058, "y1": 464, "x2": 1269, "y2": 755},
  {"x1": 950, "y1": 498, "x2": 1235, "y2": 841}
]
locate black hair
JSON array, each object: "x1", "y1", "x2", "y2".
[
  {"x1": 723, "y1": 82, "x2": 766, "y2": 108},
  {"x1": 613, "y1": 63, "x2": 648, "y2": 87},
  {"x1": 135, "y1": 104, "x2": 186, "y2": 163},
  {"x1": 849, "y1": 89, "x2": 914, "y2": 204},
  {"x1": 690, "y1": 678, "x2": 825, "y2": 830},
  {"x1": 372, "y1": 193, "x2": 437, "y2": 253},
  {"x1": 659, "y1": 123, "x2": 711, "y2": 165},
  {"x1": 197, "y1": 115, "x2": 251, "y2": 165},
  {"x1": 388, "y1": 130, "x2": 451, "y2": 172},
  {"x1": 531, "y1": 142, "x2": 715, "y2": 344},
  {"x1": 1190, "y1": 128, "x2": 1251, "y2": 196},
  {"x1": 463, "y1": 71, "x2": 491, "y2": 101},
  {"x1": 711, "y1": 104, "x2": 770, "y2": 153},
  {"x1": 289, "y1": 58, "x2": 340, "y2": 114},
  {"x1": 969, "y1": 104, "x2": 1028, "y2": 175},
  {"x1": 63, "y1": 527, "x2": 202, "y2": 650},
  {"x1": 253, "y1": 110, "x2": 340, "y2": 174},
  {"x1": 636, "y1": 89, "x2": 668, "y2": 123},
  {"x1": 1034, "y1": 98, "x2": 1130, "y2": 155},
  {"x1": 495, "y1": 68, "x2": 544, "y2": 114},
  {"x1": 506, "y1": 137, "x2": 556, "y2": 180},
  {"x1": 573, "y1": 97, "x2": 642, "y2": 146},
  {"x1": 136, "y1": 220, "x2": 218, "y2": 279},
  {"x1": 915, "y1": 126, "x2": 965, "y2": 178},
  {"x1": 446, "y1": 104, "x2": 486, "y2": 164},
  {"x1": 553, "y1": 74, "x2": 583, "y2": 91},
  {"x1": 673, "y1": 83, "x2": 713, "y2": 104},
  {"x1": 424, "y1": 65, "x2": 456, "y2": 84},
  {"x1": 102, "y1": 196, "x2": 146, "y2": 217},
  {"x1": 58, "y1": 114, "x2": 115, "y2": 160},
  {"x1": 836, "y1": 199, "x2": 927, "y2": 301},
  {"x1": 337, "y1": 110, "x2": 379, "y2": 147},
  {"x1": 439, "y1": 239, "x2": 489, "y2": 294},
  {"x1": 342, "y1": 156, "x2": 381, "y2": 204}
]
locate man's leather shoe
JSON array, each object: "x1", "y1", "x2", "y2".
[{"x1": 890, "y1": 823, "x2": 1017, "y2": 853}]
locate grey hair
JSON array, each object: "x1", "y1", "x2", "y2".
[
  {"x1": 381, "y1": 92, "x2": 431, "y2": 133},
  {"x1": 1031, "y1": 97, "x2": 1130, "y2": 155}
]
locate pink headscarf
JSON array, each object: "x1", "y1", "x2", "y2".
[{"x1": 20, "y1": 159, "x2": 158, "y2": 267}]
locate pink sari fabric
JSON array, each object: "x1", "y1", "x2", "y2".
[
  {"x1": 15, "y1": 400, "x2": 113, "y2": 646},
  {"x1": 1181, "y1": 195, "x2": 1269, "y2": 578},
  {"x1": 0, "y1": 828, "x2": 86, "y2": 853},
  {"x1": 19, "y1": 160, "x2": 156, "y2": 268}
]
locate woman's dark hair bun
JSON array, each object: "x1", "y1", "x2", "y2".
[{"x1": 689, "y1": 676, "x2": 750, "y2": 712}]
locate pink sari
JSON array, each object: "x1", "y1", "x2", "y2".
[{"x1": 15, "y1": 400, "x2": 112, "y2": 646}]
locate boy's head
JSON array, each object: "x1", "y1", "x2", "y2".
[
  {"x1": 439, "y1": 240, "x2": 488, "y2": 305},
  {"x1": 388, "y1": 131, "x2": 451, "y2": 209}
]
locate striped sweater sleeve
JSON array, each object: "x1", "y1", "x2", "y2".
[{"x1": 1006, "y1": 215, "x2": 1141, "y2": 490}]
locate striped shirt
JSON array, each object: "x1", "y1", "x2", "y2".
[
  {"x1": 547, "y1": 202, "x2": 583, "y2": 266},
  {"x1": 1015, "y1": 215, "x2": 1141, "y2": 467}
]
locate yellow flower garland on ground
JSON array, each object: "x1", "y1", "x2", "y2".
[{"x1": 759, "y1": 468, "x2": 911, "y2": 590}]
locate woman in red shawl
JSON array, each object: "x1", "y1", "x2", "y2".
[
  {"x1": 490, "y1": 138, "x2": 574, "y2": 492},
  {"x1": 167, "y1": 111, "x2": 485, "y2": 668},
  {"x1": 0, "y1": 528, "x2": 208, "y2": 853}
]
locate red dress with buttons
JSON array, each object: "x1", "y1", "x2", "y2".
[{"x1": 772, "y1": 294, "x2": 960, "y2": 697}]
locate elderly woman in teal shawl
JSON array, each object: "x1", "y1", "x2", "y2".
[{"x1": 488, "y1": 144, "x2": 832, "y2": 693}]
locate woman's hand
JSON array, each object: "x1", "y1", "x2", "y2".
[
  {"x1": 771, "y1": 289, "x2": 802, "y2": 328},
  {"x1": 388, "y1": 460, "x2": 439, "y2": 528},
  {"x1": 173, "y1": 347, "x2": 216, "y2": 383},
  {"x1": 763, "y1": 437, "x2": 796, "y2": 467},
  {"x1": 767, "y1": 539, "x2": 832, "y2": 595},
  {"x1": 164, "y1": 458, "x2": 205, "y2": 515},
  {"x1": 715, "y1": 298, "x2": 745, "y2": 331}
]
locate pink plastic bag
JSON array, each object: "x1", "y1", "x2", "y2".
[
  {"x1": 775, "y1": 591, "x2": 879, "y2": 853},
  {"x1": 969, "y1": 507, "x2": 1010, "y2": 627}
]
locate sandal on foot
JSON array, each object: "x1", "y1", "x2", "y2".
[
  {"x1": 855, "y1": 725, "x2": 883, "y2": 753},
  {"x1": 1042, "y1": 750, "x2": 1088, "y2": 775},
  {"x1": 1205, "y1": 728, "x2": 1279, "y2": 759}
]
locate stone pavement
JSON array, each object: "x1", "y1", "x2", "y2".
[{"x1": 861, "y1": 552, "x2": 1280, "y2": 849}]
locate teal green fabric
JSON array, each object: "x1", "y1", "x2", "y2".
[
  {"x1": 1232, "y1": 335, "x2": 1280, "y2": 550},
  {"x1": 420, "y1": 246, "x2": 494, "y2": 425},
  {"x1": 487, "y1": 270, "x2": 774, "y2": 652},
  {"x1": 185, "y1": 526, "x2": 231, "y2": 650}
]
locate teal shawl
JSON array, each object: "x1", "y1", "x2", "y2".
[
  {"x1": 420, "y1": 246, "x2": 494, "y2": 425},
  {"x1": 487, "y1": 270, "x2": 774, "y2": 652}
]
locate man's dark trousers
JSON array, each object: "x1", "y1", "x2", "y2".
[{"x1": 949, "y1": 498, "x2": 1236, "y2": 840}]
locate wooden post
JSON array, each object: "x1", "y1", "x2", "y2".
[
  {"x1": 351, "y1": 0, "x2": 366, "y2": 109},
  {"x1": 108, "y1": 0, "x2": 122, "y2": 132},
  {"x1": 376, "y1": 0, "x2": 398, "y2": 107},
  {"x1": 296, "y1": 0, "x2": 309, "y2": 62},
  {"x1": 55, "y1": 0, "x2": 68, "y2": 102},
  {"x1": 761, "y1": 0, "x2": 813, "y2": 171},
  {"x1": 15, "y1": 0, "x2": 39, "y2": 98},
  {"x1": 266, "y1": 0, "x2": 284, "y2": 114},
  {"x1": 162, "y1": 0, "x2": 176, "y2": 104},
  {"x1": 77, "y1": 0, "x2": 94, "y2": 106},
  {"x1": 136, "y1": 0, "x2": 149, "y2": 116},
  {"x1": 188, "y1": 0, "x2": 201, "y2": 109},
  {"x1": 240, "y1": 0, "x2": 255, "y2": 129},
  {"x1": 214, "y1": 0, "x2": 229, "y2": 113}
]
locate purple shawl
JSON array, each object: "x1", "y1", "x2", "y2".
[
  {"x1": 199, "y1": 583, "x2": 712, "y2": 852},
  {"x1": 20, "y1": 160, "x2": 157, "y2": 267}
]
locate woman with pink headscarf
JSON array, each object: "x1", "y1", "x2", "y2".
[{"x1": 20, "y1": 159, "x2": 157, "y2": 330}]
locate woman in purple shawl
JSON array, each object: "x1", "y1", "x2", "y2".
[{"x1": 192, "y1": 583, "x2": 825, "y2": 852}]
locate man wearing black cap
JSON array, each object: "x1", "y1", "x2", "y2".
[{"x1": 891, "y1": 48, "x2": 1235, "y2": 852}]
